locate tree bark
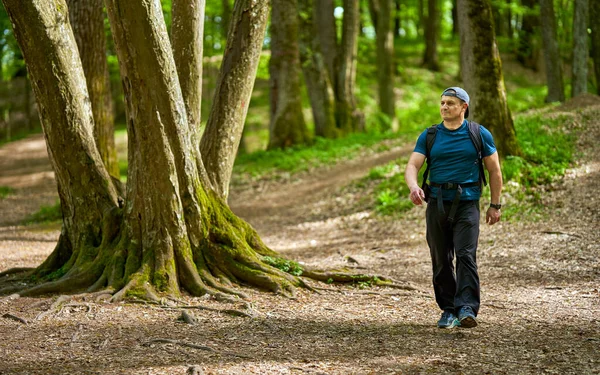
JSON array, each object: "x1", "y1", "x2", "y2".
[
  {"x1": 221, "y1": 0, "x2": 232, "y2": 41},
  {"x1": 68, "y1": 0, "x2": 119, "y2": 179},
  {"x1": 200, "y1": 0, "x2": 269, "y2": 199},
  {"x1": 172, "y1": 0, "x2": 205, "y2": 141},
  {"x1": 315, "y1": 0, "x2": 337, "y2": 87},
  {"x1": 422, "y1": 0, "x2": 440, "y2": 71},
  {"x1": 591, "y1": 0, "x2": 600, "y2": 95},
  {"x1": 571, "y1": 0, "x2": 589, "y2": 97},
  {"x1": 458, "y1": 0, "x2": 520, "y2": 157},
  {"x1": 298, "y1": 0, "x2": 337, "y2": 138},
  {"x1": 375, "y1": 0, "x2": 396, "y2": 129},
  {"x1": 268, "y1": 0, "x2": 310, "y2": 149},
  {"x1": 540, "y1": 0, "x2": 565, "y2": 102},
  {"x1": 336, "y1": 0, "x2": 365, "y2": 133},
  {"x1": 516, "y1": 0, "x2": 539, "y2": 71}
]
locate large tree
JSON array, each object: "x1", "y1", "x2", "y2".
[
  {"x1": 516, "y1": 0, "x2": 539, "y2": 71},
  {"x1": 268, "y1": 0, "x2": 310, "y2": 149},
  {"x1": 571, "y1": 0, "x2": 589, "y2": 97},
  {"x1": 1, "y1": 0, "x2": 384, "y2": 301},
  {"x1": 540, "y1": 0, "x2": 565, "y2": 102},
  {"x1": 458, "y1": 0, "x2": 520, "y2": 157},
  {"x1": 67, "y1": 0, "x2": 119, "y2": 179}
]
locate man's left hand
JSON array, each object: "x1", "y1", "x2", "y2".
[{"x1": 486, "y1": 207, "x2": 501, "y2": 225}]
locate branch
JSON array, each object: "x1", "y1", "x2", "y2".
[{"x1": 2, "y1": 313, "x2": 28, "y2": 324}]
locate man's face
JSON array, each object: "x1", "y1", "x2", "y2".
[{"x1": 440, "y1": 95, "x2": 467, "y2": 121}]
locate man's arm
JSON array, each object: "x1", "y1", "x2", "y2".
[
  {"x1": 483, "y1": 151, "x2": 503, "y2": 225},
  {"x1": 405, "y1": 152, "x2": 426, "y2": 206}
]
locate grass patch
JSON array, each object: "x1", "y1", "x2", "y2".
[
  {"x1": 24, "y1": 202, "x2": 62, "y2": 224},
  {"x1": 0, "y1": 186, "x2": 14, "y2": 199}
]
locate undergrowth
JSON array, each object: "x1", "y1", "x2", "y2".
[{"x1": 0, "y1": 186, "x2": 14, "y2": 199}]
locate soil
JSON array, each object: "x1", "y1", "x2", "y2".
[{"x1": 0, "y1": 99, "x2": 599, "y2": 375}]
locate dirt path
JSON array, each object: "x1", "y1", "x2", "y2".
[{"x1": 0, "y1": 103, "x2": 599, "y2": 374}]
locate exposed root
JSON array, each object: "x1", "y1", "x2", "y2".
[
  {"x1": 0, "y1": 267, "x2": 34, "y2": 278},
  {"x1": 2, "y1": 313, "x2": 28, "y2": 324},
  {"x1": 36, "y1": 295, "x2": 71, "y2": 321},
  {"x1": 142, "y1": 338, "x2": 253, "y2": 359},
  {"x1": 162, "y1": 304, "x2": 255, "y2": 318}
]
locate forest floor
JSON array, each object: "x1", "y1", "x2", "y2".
[{"x1": 0, "y1": 97, "x2": 599, "y2": 375}]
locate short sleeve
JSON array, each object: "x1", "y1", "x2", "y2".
[
  {"x1": 480, "y1": 125, "x2": 497, "y2": 157},
  {"x1": 413, "y1": 130, "x2": 428, "y2": 155}
]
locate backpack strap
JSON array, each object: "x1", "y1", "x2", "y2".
[
  {"x1": 467, "y1": 121, "x2": 488, "y2": 188},
  {"x1": 420, "y1": 124, "x2": 439, "y2": 191}
]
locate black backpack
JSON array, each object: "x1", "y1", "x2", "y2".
[{"x1": 421, "y1": 121, "x2": 487, "y2": 200}]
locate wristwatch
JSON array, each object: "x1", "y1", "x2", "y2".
[{"x1": 489, "y1": 203, "x2": 502, "y2": 210}]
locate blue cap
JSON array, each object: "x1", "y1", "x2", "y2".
[{"x1": 441, "y1": 87, "x2": 470, "y2": 118}]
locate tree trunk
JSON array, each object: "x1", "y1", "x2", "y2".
[
  {"x1": 540, "y1": 0, "x2": 565, "y2": 102},
  {"x1": 222, "y1": 0, "x2": 232, "y2": 41},
  {"x1": 422, "y1": 0, "x2": 440, "y2": 71},
  {"x1": 298, "y1": 0, "x2": 337, "y2": 138},
  {"x1": 200, "y1": 0, "x2": 269, "y2": 199},
  {"x1": 68, "y1": 0, "x2": 119, "y2": 179},
  {"x1": 451, "y1": 0, "x2": 458, "y2": 37},
  {"x1": 336, "y1": 0, "x2": 365, "y2": 133},
  {"x1": 458, "y1": 0, "x2": 520, "y2": 158},
  {"x1": 395, "y1": 0, "x2": 401, "y2": 38},
  {"x1": 315, "y1": 0, "x2": 337, "y2": 87},
  {"x1": 268, "y1": 0, "x2": 310, "y2": 149},
  {"x1": 516, "y1": 0, "x2": 539, "y2": 71},
  {"x1": 375, "y1": 0, "x2": 396, "y2": 129},
  {"x1": 591, "y1": 0, "x2": 600, "y2": 95},
  {"x1": 172, "y1": 0, "x2": 205, "y2": 141},
  {"x1": 572, "y1": 0, "x2": 589, "y2": 97},
  {"x1": 0, "y1": 0, "x2": 300, "y2": 300}
]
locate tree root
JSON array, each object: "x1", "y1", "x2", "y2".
[
  {"x1": 161, "y1": 304, "x2": 255, "y2": 318},
  {"x1": 142, "y1": 338, "x2": 253, "y2": 359},
  {"x1": 0, "y1": 267, "x2": 34, "y2": 278},
  {"x1": 2, "y1": 313, "x2": 28, "y2": 324}
]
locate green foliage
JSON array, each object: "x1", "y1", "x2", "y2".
[
  {"x1": 233, "y1": 131, "x2": 398, "y2": 181},
  {"x1": 503, "y1": 114, "x2": 575, "y2": 187},
  {"x1": 24, "y1": 202, "x2": 62, "y2": 224},
  {"x1": 263, "y1": 256, "x2": 303, "y2": 276},
  {"x1": 0, "y1": 185, "x2": 14, "y2": 199}
]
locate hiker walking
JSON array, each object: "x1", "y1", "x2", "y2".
[{"x1": 404, "y1": 87, "x2": 503, "y2": 328}]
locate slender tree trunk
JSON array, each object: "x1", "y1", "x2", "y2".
[
  {"x1": 268, "y1": 0, "x2": 310, "y2": 149},
  {"x1": 172, "y1": 0, "x2": 205, "y2": 141},
  {"x1": 375, "y1": 0, "x2": 396, "y2": 129},
  {"x1": 315, "y1": 0, "x2": 337, "y2": 87},
  {"x1": 298, "y1": 0, "x2": 337, "y2": 138},
  {"x1": 68, "y1": 0, "x2": 119, "y2": 179},
  {"x1": 422, "y1": 0, "x2": 440, "y2": 71},
  {"x1": 336, "y1": 0, "x2": 365, "y2": 133},
  {"x1": 591, "y1": 0, "x2": 600, "y2": 95},
  {"x1": 200, "y1": 0, "x2": 270, "y2": 199},
  {"x1": 222, "y1": 0, "x2": 232, "y2": 41},
  {"x1": 417, "y1": 0, "x2": 424, "y2": 38},
  {"x1": 452, "y1": 0, "x2": 459, "y2": 38},
  {"x1": 572, "y1": 0, "x2": 589, "y2": 97},
  {"x1": 516, "y1": 0, "x2": 539, "y2": 71},
  {"x1": 540, "y1": 0, "x2": 565, "y2": 102},
  {"x1": 458, "y1": 0, "x2": 520, "y2": 157},
  {"x1": 394, "y1": 0, "x2": 401, "y2": 37}
]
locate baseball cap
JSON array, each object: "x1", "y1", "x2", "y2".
[{"x1": 441, "y1": 87, "x2": 470, "y2": 118}]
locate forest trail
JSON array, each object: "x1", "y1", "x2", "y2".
[{"x1": 0, "y1": 100, "x2": 599, "y2": 374}]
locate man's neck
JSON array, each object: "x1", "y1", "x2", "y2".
[{"x1": 443, "y1": 118, "x2": 464, "y2": 130}]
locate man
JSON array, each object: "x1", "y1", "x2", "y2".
[{"x1": 404, "y1": 87, "x2": 503, "y2": 329}]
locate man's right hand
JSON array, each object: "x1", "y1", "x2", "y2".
[{"x1": 409, "y1": 186, "x2": 426, "y2": 206}]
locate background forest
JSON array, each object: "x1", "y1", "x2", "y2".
[{"x1": 0, "y1": 0, "x2": 596, "y2": 222}]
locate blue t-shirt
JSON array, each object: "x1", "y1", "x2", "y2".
[{"x1": 414, "y1": 120, "x2": 497, "y2": 201}]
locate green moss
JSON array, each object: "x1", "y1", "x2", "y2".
[{"x1": 262, "y1": 256, "x2": 303, "y2": 276}]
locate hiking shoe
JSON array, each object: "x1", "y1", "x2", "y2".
[
  {"x1": 437, "y1": 310, "x2": 459, "y2": 329},
  {"x1": 458, "y1": 306, "x2": 477, "y2": 328}
]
